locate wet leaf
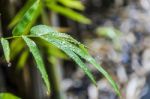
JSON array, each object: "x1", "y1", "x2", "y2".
[
  {"x1": 40, "y1": 37, "x2": 96, "y2": 85},
  {"x1": 22, "y1": 36, "x2": 50, "y2": 93},
  {"x1": 30, "y1": 25, "x2": 81, "y2": 45},
  {"x1": 1, "y1": 38, "x2": 10, "y2": 63},
  {"x1": 29, "y1": 25, "x2": 120, "y2": 96}
]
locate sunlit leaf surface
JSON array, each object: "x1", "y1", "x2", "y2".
[
  {"x1": 0, "y1": 93, "x2": 20, "y2": 99},
  {"x1": 1, "y1": 38, "x2": 10, "y2": 63}
]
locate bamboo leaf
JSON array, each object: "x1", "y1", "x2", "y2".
[
  {"x1": 30, "y1": 25, "x2": 81, "y2": 45},
  {"x1": 46, "y1": 4, "x2": 91, "y2": 24},
  {"x1": 29, "y1": 25, "x2": 120, "y2": 95},
  {"x1": 22, "y1": 36, "x2": 50, "y2": 93},
  {"x1": 39, "y1": 37, "x2": 96, "y2": 85},
  {"x1": 62, "y1": 49, "x2": 97, "y2": 85},
  {"x1": 10, "y1": 39, "x2": 25, "y2": 59},
  {"x1": 39, "y1": 32, "x2": 120, "y2": 95},
  {"x1": 8, "y1": 0, "x2": 35, "y2": 28},
  {"x1": 12, "y1": 0, "x2": 41, "y2": 36},
  {"x1": 58, "y1": 0, "x2": 85, "y2": 10},
  {"x1": 0, "y1": 93, "x2": 20, "y2": 99},
  {"x1": 17, "y1": 50, "x2": 29, "y2": 69},
  {"x1": 1, "y1": 38, "x2": 10, "y2": 63}
]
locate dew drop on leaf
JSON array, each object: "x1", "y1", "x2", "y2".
[{"x1": 8, "y1": 62, "x2": 12, "y2": 67}]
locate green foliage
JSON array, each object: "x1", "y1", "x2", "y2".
[
  {"x1": 9, "y1": 0, "x2": 90, "y2": 29},
  {"x1": 12, "y1": 0, "x2": 41, "y2": 36},
  {"x1": 58, "y1": 0, "x2": 85, "y2": 10},
  {"x1": 8, "y1": 0, "x2": 35, "y2": 28},
  {"x1": 17, "y1": 51, "x2": 29, "y2": 69},
  {"x1": 29, "y1": 25, "x2": 120, "y2": 95},
  {"x1": 0, "y1": 93, "x2": 20, "y2": 99},
  {"x1": 22, "y1": 36, "x2": 50, "y2": 93},
  {"x1": 1, "y1": 38, "x2": 10, "y2": 63},
  {"x1": 0, "y1": 0, "x2": 120, "y2": 97},
  {"x1": 47, "y1": 4, "x2": 91, "y2": 24}
]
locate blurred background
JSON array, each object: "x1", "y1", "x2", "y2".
[{"x1": 0, "y1": 0, "x2": 150, "y2": 99}]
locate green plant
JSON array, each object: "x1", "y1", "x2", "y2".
[
  {"x1": 0, "y1": 0, "x2": 120, "y2": 98},
  {"x1": 0, "y1": 93, "x2": 20, "y2": 99}
]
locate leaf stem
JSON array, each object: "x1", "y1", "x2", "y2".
[{"x1": 0, "y1": 35, "x2": 40, "y2": 40}]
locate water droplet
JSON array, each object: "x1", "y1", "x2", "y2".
[
  {"x1": 94, "y1": 55, "x2": 102, "y2": 64},
  {"x1": 8, "y1": 62, "x2": 11, "y2": 67},
  {"x1": 46, "y1": 91, "x2": 50, "y2": 96}
]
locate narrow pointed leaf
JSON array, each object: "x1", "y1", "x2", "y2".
[
  {"x1": 17, "y1": 50, "x2": 29, "y2": 69},
  {"x1": 29, "y1": 25, "x2": 120, "y2": 95},
  {"x1": 12, "y1": 0, "x2": 41, "y2": 36},
  {"x1": 30, "y1": 25, "x2": 81, "y2": 45},
  {"x1": 0, "y1": 93, "x2": 20, "y2": 99},
  {"x1": 1, "y1": 38, "x2": 10, "y2": 63},
  {"x1": 39, "y1": 37, "x2": 96, "y2": 85},
  {"x1": 22, "y1": 36, "x2": 50, "y2": 93},
  {"x1": 58, "y1": 0, "x2": 85, "y2": 10},
  {"x1": 62, "y1": 49, "x2": 97, "y2": 85},
  {"x1": 46, "y1": 4, "x2": 91, "y2": 24},
  {"x1": 8, "y1": 0, "x2": 35, "y2": 28},
  {"x1": 10, "y1": 39, "x2": 25, "y2": 59},
  {"x1": 40, "y1": 35, "x2": 120, "y2": 95}
]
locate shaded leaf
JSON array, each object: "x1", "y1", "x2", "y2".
[
  {"x1": 1, "y1": 38, "x2": 10, "y2": 63},
  {"x1": 0, "y1": 93, "x2": 20, "y2": 99},
  {"x1": 17, "y1": 50, "x2": 29, "y2": 69},
  {"x1": 47, "y1": 45, "x2": 68, "y2": 59},
  {"x1": 10, "y1": 39, "x2": 25, "y2": 59},
  {"x1": 46, "y1": 4, "x2": 91, "y2": 24},
  {"x1": 8, "y1": 0, "x2": 35, "y2": 28},
  {"x1": 12, "y1": 0, "x2": 41, "y2": 36},
  {"x1": 22, "y1": 36, "x2": 50, "y2": 93}
]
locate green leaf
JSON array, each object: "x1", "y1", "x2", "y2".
[
  {"x1": 22, "y1": 36, "x2": 50, "y2": 94},
  {"x1": 0, "y1": 93, "x2": 20, "y2": 99},
  {"x1": 39, "y1": 37, "x2": 96, "y2": 85},
  {"x1": 62, "y1": 49, "x2": 97, "y2": 85},
  {"x1": 47, "y1": 45, "x2": 68, "y2": 59},
  {"x1": 40, "y1": 33, "x2": 120, "y2": 96},
  {"x1": 29, "y1": 25, "x2": 120, "y2": 95},
  {"x1": 30, "y1": 25, "x2": 57, "y2": 36},
  {"x1": 10, "y1": 39, "x2": 25, "y2": 59},
  {"x1": 46, "y1": 4, "x2": 91, "y2": 24},
  {"x1": 12, "y1": 0, "x2": 41, "y2": 36},
  {"x1": 1, "y1": 38, "x2": 10, "y2": 63},
  {"x1": 58, "y1": 0, "x2": 85, "y2": 10},
  {"x1": 30, "y1": 25, "x2": 81, "y2": 45},
  {"x1": 8, "y1": 0, "x2": 35, "y2": 28},
  {"x1": 17, "y1": 50, "x2": 29, "y2": 69}
]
